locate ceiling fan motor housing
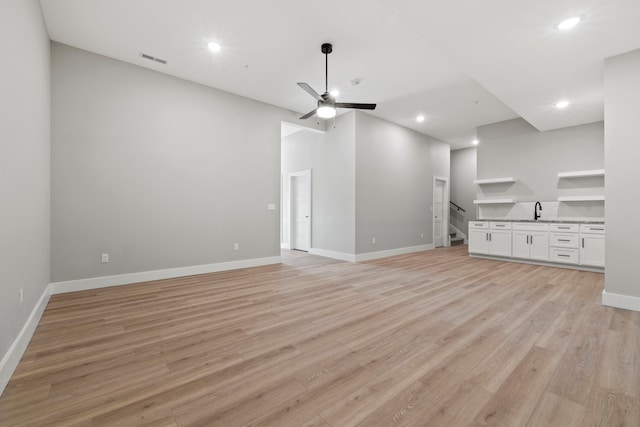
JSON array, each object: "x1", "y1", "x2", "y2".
[{"x1": 321, "y1": 43, "x2": 333, "y2": 54}]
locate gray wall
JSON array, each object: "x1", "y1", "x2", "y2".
[
  {"x1": 51, "y1": 43, "x2": 303, "y2": 282},
  {"x1": 450, "y1": 147, "x2": 477, "y2": 235},
  {"x1": 476, "y1": 118, "x2": 604, "y2": 219},
  {"x1": 0, "y1": 0, "x2": 51, "y2": 363},
  {"x1": 355, "y1": 112, "x2": 449, "y2": 254},
  {"x1": 281, "y1": 113, "x2": 356, "y2": 255},
  {"x1": 604, "y1": 48, "x2": 640, "y2": 300}
]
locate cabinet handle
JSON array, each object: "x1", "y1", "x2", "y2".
[
  {"x1": 530, "y1": 235, "x2": 533, "y2": 245},
  {"x1": 489, "y1": 233, "x2": 492, "y2": 241},
  {"x1": 558, "y1": 226, "x2": 570, "y2": 229},
  {"x1": 486, "y1": 233, "x2": 489, "y2": 241},
  {"x1": 558, "y1": 239, "x2": 570, "y2": 242},
  {"x1": 590, "y1": 227, "x2": 604, "y2": 231},
  {"x1": 558, "y1": 254, "x2": 570, "y2": 258},
  {"x1": 582, "y1": 238, "x2": 585, "y2": 248},
  {"x1": 526, "y1": 235, "x2": 529, "y2": 244}
]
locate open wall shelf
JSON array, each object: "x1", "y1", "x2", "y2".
[
  {"x1": 474, "y1": 177, "x2": 517, "y2": 185},
  {"x1": 557, "y1": 169, "x2": 605, "y2": 178},
  {"x1": 557, "y1": 195, "x2": 605, "y2": 202},
  {"x1": 473, "y1": 199, "x2": 517, "y2": 205}
]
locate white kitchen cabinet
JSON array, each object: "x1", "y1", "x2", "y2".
[
  {"x1": 580, "y1": 224, "x2": 605, "y2": 267},
  {"x1": 512, "y1": 223, "x2": 549, "y2": 261},
  {"x1": 469, "y1": 228, "x2": 490, "y2": 254},
  {"x1": 489, "y1": 229, "x2": 512, "y2": 257},
  {"x1": 469, "y1": 220, "x2": 604, "y2": 271},
  {"x1": 468, "y1": 221, "x2": 511, "y2": 257}
]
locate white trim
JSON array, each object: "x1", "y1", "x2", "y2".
[
  {"x1": 309, "y1": 248, "x2": 356, "y2": 262},
  {"x1": 602, "y1": 290, "x2": 640, "y2": 313},
  {"x1": 1, "y1": 284, "x2": 52, "y2": 396},
  {"x1": 281, "y1": 243, "x2": 291, "y2": 250},
  {"x1": 355, "y1": 244, "x2": 435, "y2": 262},
  {"x1": 50, "y1": 256, "x2": 282, "y2": 294}
]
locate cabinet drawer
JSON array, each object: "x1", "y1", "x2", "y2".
[
  {"x1": 490, "y1": 222, "x2": 512, "y2": 230},
  {"x1": 550, "y1": 233, "x2": 579, "y2": 248},
  {"x1": 580, "y1": 224, "x2": 605, "y2": 234},
  {"x1": 469, "y1": 221, "x2": 489, "y2": 229},
  {"x1": 550, "y1": 248, "x2": 579, "y2": 264},
  {"x1": 550, "y1": 223, "x2": 579, "y2": 233},
  {"x1": 513, "y1": 222, "x2": 549, "y2": 232}
]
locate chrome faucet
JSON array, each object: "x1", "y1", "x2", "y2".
[{"x1": 534, "y1": 201, "x2": 542, "y2": 221}]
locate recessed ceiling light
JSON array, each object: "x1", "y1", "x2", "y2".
[
  {"x1": 207, "y1": 41, "x2": 222, "y2": 53},
  {"x1": 330, "y1": 89, "x2": 340, "y2": 97},
  {"x1": 472, "y1": 139, "x2": 479, "y2": 146},
  {"x1": 416, "y1": 115, "x2": 425, "y2": 123},
  {"x1": 557, "y1": 16, "x2": 581, "y2": 30},
  {"x1": 555, "y1": 100, "x2": 570, "y2": 109}
]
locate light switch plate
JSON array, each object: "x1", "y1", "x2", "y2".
[{"x1": 267, "y1": 203, "x2": 276, "y2": 211}]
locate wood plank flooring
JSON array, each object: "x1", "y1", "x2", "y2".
[{"x1": 1, "y1": 245, "x2": 639, "y2": 426}]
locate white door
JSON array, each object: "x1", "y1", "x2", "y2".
[
  {"x1": 433, "y1": 178, "x2": 445, "y2": 247},
  {"x1": 291, "y1": 173, "x2": 311, "y2": 251}
]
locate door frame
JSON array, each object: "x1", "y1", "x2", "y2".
[
  {"x1": 287, "y1": 169, "x2": 312, "y2": 251},
  {"x1": 433, "y1": 176, "x2": 450, "y2": 248}
]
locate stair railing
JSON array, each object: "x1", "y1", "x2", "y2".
[{"x1": 450, "y1": 201, "x2": 466, "y2": 213}]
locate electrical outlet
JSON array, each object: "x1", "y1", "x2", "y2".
[
  {"x1": 19, "y1": 289, "x2": 23, "y2": 305},
  {"x1": 234, "y1": 243, "x2": 239, "y2": 251},
  {"x1": 372, "y1": 237, "x2": 376, "y2": 244},
  {"x1": 101, "y1": 253, "x2": 109, "y2": 263}
]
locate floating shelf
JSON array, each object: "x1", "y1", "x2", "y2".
[
  {"x1": 557, "y1": 169, "x2": 605, "y2": 178},
  {"x1": 557, "y1": 195, "x2": 605, "y2": 202},
  {"x1": 474, "y1": 177, "x2": 517, "y2": 185},
  {"x1": 473, "y1": 199, "x2": 517, "y2": 204}
]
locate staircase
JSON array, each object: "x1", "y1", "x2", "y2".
[{"x1": 449, "y1": 229, "x2": 465, "y2": 246}]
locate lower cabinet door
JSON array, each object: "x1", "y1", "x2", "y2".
[
  {"x1": 468, "y1": 230, "x2": 489, "y2": 254},
  {"x1": 580, "y1": 234, "x2": 605, "y2": 267},
  {"x1": 489, "y1": 230, "x2": 512, "y2": 257},
  {"x1": 529, "y1": 232, "x2": 549, "y2": 261},
  {"x1": 512, "y1": 231, "x2": 530, "y2": 259}
]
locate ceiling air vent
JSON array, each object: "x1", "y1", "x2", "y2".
[{"x1": 140, "y1": 52, "x2": 167, "y2": 65}]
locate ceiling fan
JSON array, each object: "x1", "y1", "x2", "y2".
[{"x1": 298, "y1": 43, "x2": 376, "y2": 120}]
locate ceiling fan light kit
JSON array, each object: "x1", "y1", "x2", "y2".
[{"x1": 297, "y1": 43, "x2": 376, "y2": 120}]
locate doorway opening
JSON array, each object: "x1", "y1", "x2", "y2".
[
  {"x1": 433, "y1": 176, "x2": 449, "y2": 248},
  {"x1": 287, "y1": 170, "x2": 311, "y2": 251}
]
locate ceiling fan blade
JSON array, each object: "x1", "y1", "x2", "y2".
[
  {"x1": 297, "y1": 83, "x2": 323, "y2": 102},
  {"x1": 335, "y1": 102, "x2": 377, "y2": 110},
  {"x1": 299, "y1": 108, "x2": 317, "y2": 120}
]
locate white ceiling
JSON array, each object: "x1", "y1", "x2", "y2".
[{"x1": 39, "y1": 0, "x2": 640, "y2": 149}]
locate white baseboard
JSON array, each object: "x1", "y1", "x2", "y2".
[
  {"x1": 50, "y1": 256, "x2": 282, "y2": 294},
  {"x1": 309, "y1": 245, "x2": 436, "y2": 263},
  {"x1": 281, "y1": 243, "x2": 291, "y2": 250},
  {"x1": 602, "y1": 290, "x2": 640, "y2": 313},
  {"x1": 0, "y1": 284, "x2": 52, "y2": 396},
  {"x1": 355, "y1": 244, "x2": 435, "y2": 262},
  {"x1": 308, "y1": 248, "x2": 356, "y2": 262}
]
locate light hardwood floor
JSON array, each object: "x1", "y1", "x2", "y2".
[{"x1": 1, "y1": 246, "x2": 639, "y2": 426}]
